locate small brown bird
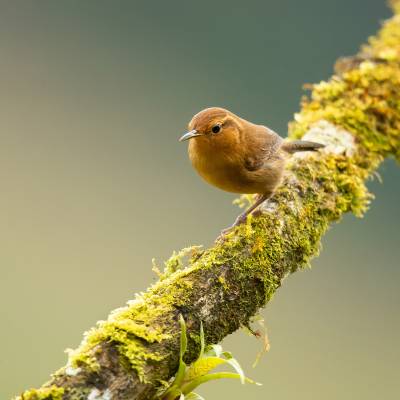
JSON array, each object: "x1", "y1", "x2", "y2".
[{"x1": 179, "y1": 107, "x2": 324, "y2": 232}]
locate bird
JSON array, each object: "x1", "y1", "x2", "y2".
[{"x1": 179, "y1": 107, "x2": 324, "y2": 233}]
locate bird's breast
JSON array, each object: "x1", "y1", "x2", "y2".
[{"x1": 188, "y1": 140, "x2": 260, "y2": 194}]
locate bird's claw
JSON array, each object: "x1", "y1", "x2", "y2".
[{"x1": 215, "y1": 214, "x2": 248, "y2": 242}]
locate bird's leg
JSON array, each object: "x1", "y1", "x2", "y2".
[
  {"x1": 233, "y1": 193, "x2": 270, "y2": 225},
  {"x1": 219, "y1": 192, "x2": 271, "y2": 237}
]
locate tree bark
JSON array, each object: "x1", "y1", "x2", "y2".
[{"x1": 16, "y1": 2, "x2": 400, "y2": 400}]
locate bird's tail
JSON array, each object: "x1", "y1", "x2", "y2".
[{"x1": 281, "y1": 140, "x2": 325, "y2": 154}]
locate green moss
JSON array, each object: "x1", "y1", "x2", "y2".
[
  {"x1": 290, "y1": 63, "x2": 400, "y2": 162},
  {"x1": 67, "y1": 247, "x2": 211, "y2": 382},
  {"x1": 280, "y1": 9, "x2": 400, "y2": 280},
  {"x1": 218, "y1": 275, "x2": 229, "y2": 291},
  {"x1": 367, "y1": 7, "x2": 400, "y2": 61},
  {"x1": 289, "y1": 11, "x2": 400, "y2": 164},
  {"x1": 68, "y1": 303, "x2": 173, "y2": 380},
  {"x1": 153, "y1": 246, "x2": 204, "y2": 281},
  {"x1": 17, "y1": 386, "x2": 64, "y2": 400}
]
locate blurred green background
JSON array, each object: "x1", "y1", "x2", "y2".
[{"x1": 1, "y1": 0, "x2": 399, "y2": 399}]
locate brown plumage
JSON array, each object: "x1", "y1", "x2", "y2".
[{"x1": 179, "y1": 107, "x2": 324, "y2": 232}]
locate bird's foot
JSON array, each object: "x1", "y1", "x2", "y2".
[{"x1": 215, "y1": 214, "x2": 248, "y2": 242}]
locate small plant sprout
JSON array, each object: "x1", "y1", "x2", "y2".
[{"x1": 161, "y1": 315, "x2": 261, "y2": 400}]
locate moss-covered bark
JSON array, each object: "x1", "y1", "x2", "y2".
[{"x1": 15, "y1": 2, "x2": 400, "y2": 400}]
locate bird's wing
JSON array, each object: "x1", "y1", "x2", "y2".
[{"x1": 244, "y1": 126, "x2": 283, "y2": 171}]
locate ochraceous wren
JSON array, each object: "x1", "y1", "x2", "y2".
[{"x1": 179, "y1": 107, "x2": 324, "y2": 232}]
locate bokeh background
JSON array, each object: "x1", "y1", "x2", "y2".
[{"x1": 1, "y1": 0, "x2": 399, "y2": 399}]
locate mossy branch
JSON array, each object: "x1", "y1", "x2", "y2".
[{"x1": 15, "y1": 2, "x2": 400, "y2": 400}]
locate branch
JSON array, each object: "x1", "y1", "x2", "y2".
[{"x1": 16, "y1": 3, "x2": 400, "y2": 400}]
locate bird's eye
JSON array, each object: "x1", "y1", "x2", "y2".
[{"x1": 211, "y1": 124, "x2": 221, "y2": 134}]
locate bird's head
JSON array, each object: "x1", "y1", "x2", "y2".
[{"x1": 179, "y1": 107, "x2": 242, "y2": 143}]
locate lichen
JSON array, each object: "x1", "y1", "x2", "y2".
[{"x1": 87, "y1": 388, "x2": 112, "y2": 400}]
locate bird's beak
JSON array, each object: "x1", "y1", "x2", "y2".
[{"x1": 179, "y1": 129, "x2": 202, "y2": 142}]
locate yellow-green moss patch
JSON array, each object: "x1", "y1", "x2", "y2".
[{"x1": 17, "y1": 386, "x2": 64, "y2": 400}]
